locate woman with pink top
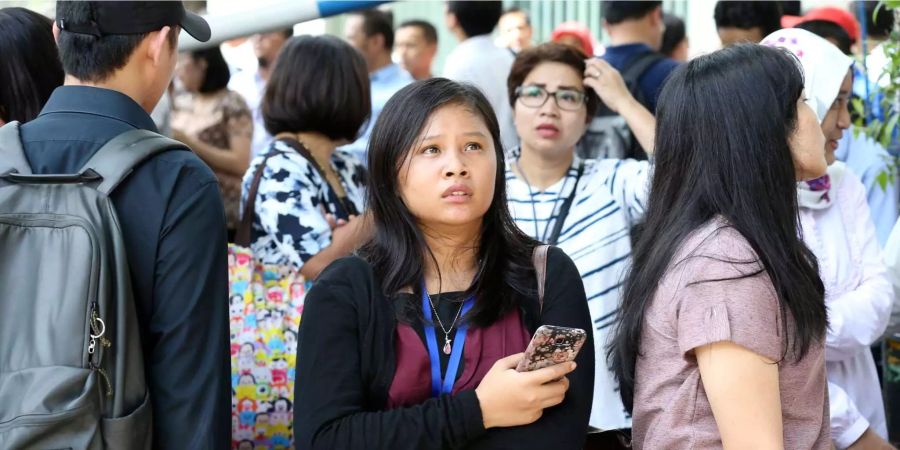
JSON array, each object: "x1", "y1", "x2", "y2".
[{"x1": 611, "y1": 43, "x2": 832, "y2": 448}]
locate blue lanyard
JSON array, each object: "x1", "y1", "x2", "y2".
[{"x1": 421, "y1": 286, "x2": 475, "y2": 397}]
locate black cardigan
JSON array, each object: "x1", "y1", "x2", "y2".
[{"x1": 293, "y1": 247, "x2": 594, "y2": 449}]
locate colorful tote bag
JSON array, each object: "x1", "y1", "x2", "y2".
[{"x1": 229, "y1": 151, "x2": 307, "y2": 449}]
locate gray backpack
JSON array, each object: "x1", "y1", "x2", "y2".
[{"x1": 0, "y1": 122, "x2": 184, "y2": 449}]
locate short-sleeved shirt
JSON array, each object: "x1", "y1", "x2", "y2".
[
  {"x1": 240, "y1": 138, "x2": 367, "y2": 270},
  {"x1": 506, "y1": 153, "x2": 650, "y2": 430},
  {"x1": 602, "y1": 43, "x2": 680, "y2": 112},
  {"x1": 632, "y1": 219, "x2": 829, "y2": 449}
]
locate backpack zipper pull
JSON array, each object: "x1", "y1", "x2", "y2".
[
  {"x1": 88, "y1": 302, "x2": 114, "y2": 396},
  {"x1": 96, "y1": 367, "x2": 113, "y2": 397}
]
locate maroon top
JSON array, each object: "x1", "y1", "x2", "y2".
[{"x1": 387, "y1": 308, "x2": 531, "y2": 408}]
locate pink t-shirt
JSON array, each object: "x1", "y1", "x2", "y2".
[{"x1": 632, "y1": 220, "x2": 829, "y2": 449}]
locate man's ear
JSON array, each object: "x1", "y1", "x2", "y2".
[
  {"x1": 445, "y1": 11, "x2": 458, "y2": 32},
  {"x1": 371, "y1": 33, "x2": 386, "y2": 52},
  {"x1": 650, "y1": 6, "x2": 663, "y2": 27},
  {"x1": 147, "y1": 26, "x2": 174, "y2": 67}
]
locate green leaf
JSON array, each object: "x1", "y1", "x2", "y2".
[
  {"x1": 882, "y1": 114, "x2": 900, "y2": 149},
  {"x1": 878, "y1": 171, "x2": 890, "y2": 191}
]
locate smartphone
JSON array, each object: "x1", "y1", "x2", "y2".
[{"x1": 516, "y1": 325, "x2": 587, "y2": 372}]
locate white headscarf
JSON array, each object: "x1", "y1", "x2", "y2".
[
  {"x1": 762, "y1": 28, "x2": 853, "y2": 209},
  {"x1": 761, "y1": 28, "x2": 853, "y2": 124}
]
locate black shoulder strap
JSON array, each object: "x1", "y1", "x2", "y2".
[
  {"x1": 621, "y1": 50, "x2": 665, "y2": 85},
  {"x1": 235, "y1": 150, "x2": 281, "y2": 247},
  {"x1": 547, "y1": 161, "x2": 585, "y2": 245},
  {"x1": 277, "y1": 137, "x2": 359, "y2": 218}
]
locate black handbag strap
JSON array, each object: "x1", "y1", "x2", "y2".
[
  {"x1": 547, "y1": 161, "x2": 585, "y2": 245},
  {"x1": 235, "y1": 150, "x2": 280, "y2": 247}
]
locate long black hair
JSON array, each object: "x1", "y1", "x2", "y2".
[
  {"x1": 0, "y1": 7, "x2": 63, "y2": 123},
  {"x1": 359, "y1": 78, "x2": 538, "y2": 327},
  {"x1": 610, "y1": 44, "x2": 826, "y2": 411}
]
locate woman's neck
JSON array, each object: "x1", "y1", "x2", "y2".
[
  {"x1": 421, "y1": 222, "x2": 482, "y2": 293},
  {"x1": 278, "y1": 131, "x2": 337, "y2": 163},
  {"x1": 516, "y1": 144, "x2": 574, "y2": 191}
]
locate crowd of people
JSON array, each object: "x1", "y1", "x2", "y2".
[{"x1": 1, "y1": 1, "x2": 899, "y2": 449}]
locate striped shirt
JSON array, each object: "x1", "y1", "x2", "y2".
[{"x1": 506, "y1": 154, "x2": 650, "y2": 430}]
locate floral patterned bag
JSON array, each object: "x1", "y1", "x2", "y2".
[{"x1": 229, "y1": 151, "x2": 307, "y2": 449}]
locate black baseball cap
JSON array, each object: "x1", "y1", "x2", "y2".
[{"x1": 56, "y1": 1, "x2": 210, "y2": 42}]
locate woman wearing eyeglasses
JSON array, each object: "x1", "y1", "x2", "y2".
[{"x1": 505, "y1": 43, "x2": 655, "y2": 434}]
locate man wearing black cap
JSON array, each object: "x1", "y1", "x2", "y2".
[{"x1": 20, "y1": 2, "x2": 229, "y2": 447}]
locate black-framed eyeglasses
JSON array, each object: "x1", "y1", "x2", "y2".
[{"x1": 515, "y1": 85, "x2": 587, "y2": 111}]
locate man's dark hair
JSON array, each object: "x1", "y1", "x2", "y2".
[
  {"x1": 502, "y1": 6, "x2": 530, "y2": 26},
  {"x1": 190, "y1": 47, "x2": 231, "y2": 94},
  {"x1": 714, "y1": 1, "x2": 783, "y2": 36},
  {"x1": 795, "y1": 20, "x2": 853, "y2": 54},
  {"x1": 507, "y1": 43, "x2": 600, "y2": 119},
  {"x1": 447, "y1": 1, "x2": 502, "y2": 38},
  {"x1": 398, "y1": 19, "x2": 438, "y2": 45},
  {"x1": 262, "y1": 35, "x2": 371, "y2": 142},
  {"x1": 660, "y1": 13, "x2": 687, "y2": 57},
  {"x1": 602, "y1": 1, "x2": 663, "y2": 25},
  {"x1": 282, "y1": 27, "x2": 294, "y2": 38},
  {"x1": 780, "y1": 1, "x2": 802, "y2": 16},
  {"x1": 858, "y1": 1, "x2": 894, "y2": 39},
  {"x1": 0, "y1": 7, "x2": 64, "y2": 123},
  {"x1": 56, "y1": 1, "x2": 178, "y2": 83},
  {"x1": 352, "y1": 9, "x2": 394, "y2": 50}
]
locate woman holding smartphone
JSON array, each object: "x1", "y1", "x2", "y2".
[
  {"x1": 292, "y1": 78, "x2": 594, "y2": 450},
  {"x1": 611, "y1": 44, "x2": 831, "y2": 448}
]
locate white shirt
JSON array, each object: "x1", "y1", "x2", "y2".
[
  {"x1": 882, "y1": 217, "x2": 900, "y2": 342},
  {"x1": 799, "y1": 163, "x2": 892, "y2": 448},
  {"x1": 443, "y1": 35, "x2": 518, "y2": 152},
  {"x1": 229, "y1": 68, "x2": 271, "y2": 158},
  {"x1": 506, "y1": 155, "x2": 650, "y2": 430}
]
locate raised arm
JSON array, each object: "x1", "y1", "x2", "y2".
[{"x1": 583, "y1": 58, "x2": 656, "y2": 155}]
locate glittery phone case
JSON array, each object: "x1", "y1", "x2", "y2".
[{"x1": 516, "y1": 325, "x2": 587, "y2": 372}]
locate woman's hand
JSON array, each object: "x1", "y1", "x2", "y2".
[
  {"x1": 329, "y1": 213, "x2": 371, "y2": 254},
  {"x1": 583, "y1": 57, "x2": 657, "y2": 155},
  {"x1": 475, "y1": 353, "x2": 576, "y2": 429},
  {"x1": 583, "y1": 58, "x2": 632, "y2": 114}
]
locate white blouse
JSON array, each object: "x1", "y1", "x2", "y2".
[{"x1": 799, "y1": 162, "x2": 893, "y2": 448}]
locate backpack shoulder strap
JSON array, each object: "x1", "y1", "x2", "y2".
[
  {"x1": 0, "y1": 122, "x2": 33, "y2": 175},
  {"x1": 532, "y1": 244, "x2": 551, "y2": 314},
  {"x1": 621, "y1": 50, "x2": 665, "y2": 84},
  {"x1": 80, "y1": 129, "x2": 186, "y2": 195}
]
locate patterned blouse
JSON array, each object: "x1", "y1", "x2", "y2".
[
  {"x1": 240, "y1": 139, "x2": 367, "y2": 270},
  {"x1": 171, "y1": 89, "x2": 252, "y2": 231}
]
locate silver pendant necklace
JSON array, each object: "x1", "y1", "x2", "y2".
[{"x1": 425, "y1": 291, "x2": 466, "y2": 355}]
